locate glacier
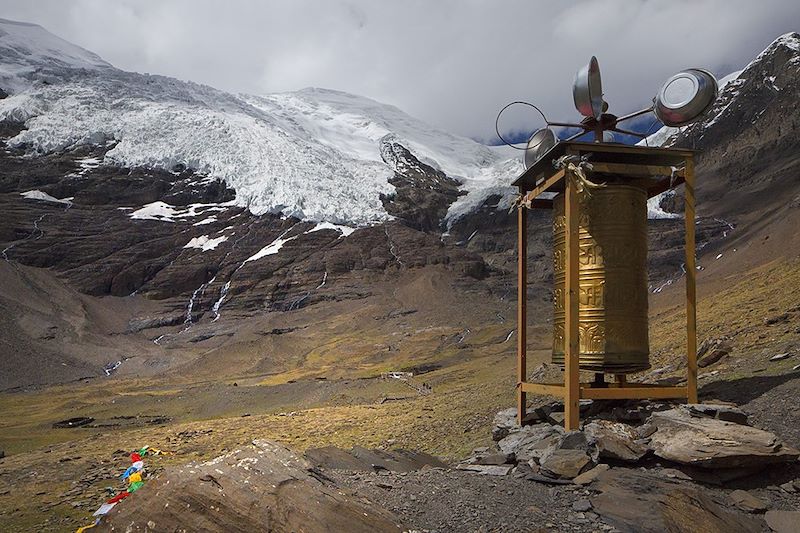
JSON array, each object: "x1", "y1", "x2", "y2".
[{"x1": 0, "y1": 18, "x2": 516, "y2": 227}]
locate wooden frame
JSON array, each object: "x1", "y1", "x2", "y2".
[{"x1": 515, "y1": 143, "x2": 698, "y2": 430}]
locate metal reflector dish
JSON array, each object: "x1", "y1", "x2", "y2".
[
  {"x1": 654, "y1": 68, "x2": 718, "y2": 127},
  {"x1": 573, "y1": 56, "x2": 604, "y2": 119},
  {"x1": 523, "y1": 127, "x2": 557, "y2": 169}
]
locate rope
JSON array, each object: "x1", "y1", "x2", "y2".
[
  {"x1": 511, "y1": 155, "x2": 607, "y2": 213},
  {"x1": 553, "y1": 155, "x2": 605, "y2": 197},
  {"x1": 508, "y1": 194, "x2": 524, "y2": 213}
]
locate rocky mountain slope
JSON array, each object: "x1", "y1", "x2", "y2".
[
  {"x1": 1, "y1": 20, "x2": 799, "y2": 394},
  {"x1": 644, "y1": 33, "x2": 800, "y2": 292},
  {"x1": 0, "y1": 18, "x2": 516, "y2": 389}
]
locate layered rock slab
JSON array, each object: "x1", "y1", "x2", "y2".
[
  {"x1": 97, "y1": 439, "x2": 404, "y2": 532},
  {"x1": 591, "y1": 469, "x2": 763, "y2": 533},
  {"x1": 649, "y1": 407, "x2": 800, "y2": 469}
]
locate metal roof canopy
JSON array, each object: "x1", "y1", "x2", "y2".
[{"x1": 512, "y1": 141, "x2": 696, "y2": 202}]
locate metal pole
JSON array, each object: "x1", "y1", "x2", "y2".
[{"x1": 517, "y1": 191, "x2": 528, "y2": 425}]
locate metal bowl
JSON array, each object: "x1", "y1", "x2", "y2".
[
  {"x1": 523, "y1": 127, "x2": 556, "y2": 169},
  {"x1": 573, "y1": 56, "x2": 604, "y2": 119},
  {"x1": 654, "y1": 68, "x2": 718, "y2": 127}
]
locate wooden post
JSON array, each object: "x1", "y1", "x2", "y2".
[
  {"x1": 684, "y1": 157, "x2": 698, "y2": 403},
  {"x1": 516, "y1": 189, "x2": 528, "y2": 425},
  {"x1": 564, "y1": 168, "x2": 581, "y2": 430}
]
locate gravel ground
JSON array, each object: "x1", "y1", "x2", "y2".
[
  {"x1": 740, "y1": 373, "x2": 800, "y2": 447},
  {"x1": 329, "y1": 463, "x2": 800, "y2": 533},
  {"x1": 326, "y1": 369, "x2": 800, "y2": 533},
  {"x1": 328, "y1": 467, "x2": 615, "y2": 533}
]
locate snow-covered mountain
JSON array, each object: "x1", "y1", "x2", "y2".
[{"x1": 0, "y1": 18, "x2": 518, "y2": 226}]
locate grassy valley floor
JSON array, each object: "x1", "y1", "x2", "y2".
[{"x1": 1, "y1": 260, "x2": 799, "y2": 531}]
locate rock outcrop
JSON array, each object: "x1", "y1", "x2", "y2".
[
  {"x1": 489, "y1": 402, "x2": 798, "y2": 479},
  {"x1": 97, "y1": 440, "x2": 405, "y2": 532},
  {"x1": 590, "y1": 468, "x2": 762, "y2": 533},
  {"x1": 648, "y1": 407, "x2": 800, "y2": 469}
]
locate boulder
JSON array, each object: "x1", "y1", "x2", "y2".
[
  {"x1": 659, "y1": 468, "x2": 692, "y2": 481},
  {"x1": 648, "y1": 407, "x2": 800, "y2": 469},
  {"x1": 491, "y1": 407, "x2": 541, "y2": 441},
  {"x1": 497, "y1": 424, "x2": 564, "y2": 463},
  {"x1": 584, "y1": 420, "x2": 647, "y2": 463},
  {"x1": 455, "y1": 464, "x2": 513, "y2": 476},
  {"x1": 591, "y1": 468, "x2": 762, "y2": 533},
  {"x1": 765, "y1": 510, "x2": 800, "y2": 533},
  {"x1": 611, "y1": 406, "x2": 645, "y2": 423},
  {"x1": 573, "y1": 463, "x2": 610, "y2": 485},
  {"x1": 492, "y1": 408, "x2": 517, "y2": 441},
  {"x1": 686, "y1": 403, "x2": 748, "y2": 425},
  {"x1": 572, "y1": 499, "x2": 592, "y2": 512},
  {"x1": 698, "y1": 339, "x2": 732, "y2": 367},
  {"x1": 97, "y1": 439, "x2": 404, "y2": 532},
  {"x1": 524, "y1": 473, "x2": 574, "y2": 485},
  {"x1": 559, "y1": 431, "x2": 589, "y2": 451},
  {"x1": 729, "y1": 490, "x2": 769, "y2": 513},
  {"x1": 539, "y1": 449, "x2": 591, "y2": 479},
  {"x1": 471, "y1": 453, "x2": 515, "y2": 466}
]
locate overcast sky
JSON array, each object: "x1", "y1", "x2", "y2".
[{"x1": 1, "y1": 0, "x2": 798, "y2": 142}]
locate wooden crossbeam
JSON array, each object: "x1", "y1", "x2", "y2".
[
  {"x1": 519, "y1": 381, "x2": 689, "y2": 401},
  {"x1": 589, "y1": 162, "x2": 684, "y2": 177},
  {"x1": 522, "y1": 168, "x2": 565, "y2": 202},
  {"x1": 519, "y1": 382, "x2": 565, "y2": 397},
  {"x1": 580, "y1": 385, "x2": 689, "y2": 401},
  {"x1": 647, "y1": 174, "x2": 686, "y2": 198}
]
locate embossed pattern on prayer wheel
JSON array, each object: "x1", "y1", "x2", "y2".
[{"x1": 552, "y1": 183, "x2": 650, "y2": 373}]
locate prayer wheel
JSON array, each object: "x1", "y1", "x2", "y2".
[{"x1": 552, "y1": 183, "x2": 650, "y2": 373}]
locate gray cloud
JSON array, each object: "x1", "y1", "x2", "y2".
[{"x1": 1, "y1": 0, "x2": 798, "y2": 141}]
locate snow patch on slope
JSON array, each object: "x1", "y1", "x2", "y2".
[
  {"x1": 245, "y1": 236, "x2": 297, "y2": 263},
  {"x1": 306, "y1": 221, "x2": 355, "y2": 237},
  {"x1": 129, "y1": 201, "x2": 231, "y2": 222},
  {"x1": 184, "y1": 235, "x2": 228, "y2": 251},
  {"x1": 20, "y1": 189, "x2": 72, "y2": 204}
]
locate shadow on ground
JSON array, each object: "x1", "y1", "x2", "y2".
[{"x1": 699, "y1": 371, "x2": 800, "y2": 404}]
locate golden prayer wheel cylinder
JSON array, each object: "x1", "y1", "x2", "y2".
[{"x1": 552, "y1": 183, "x2": 650, "y2": 373}]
